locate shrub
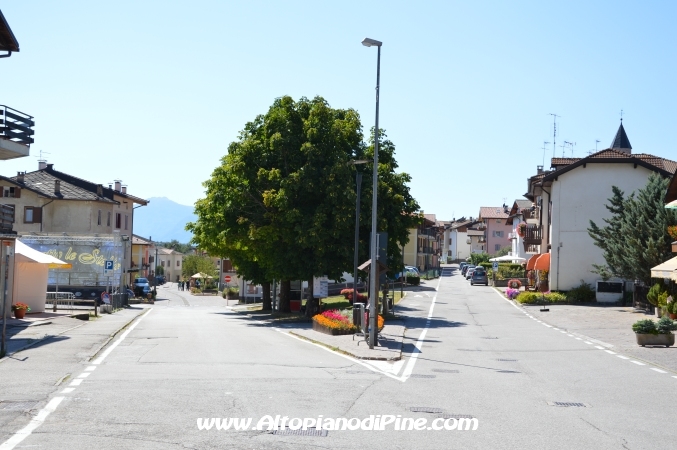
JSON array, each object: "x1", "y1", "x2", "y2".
[
  {"x1": 405, "y1": 276, "x2": 420, "y2": 286},
  {"x1": 313, "y1": 310, "x2": 357, "y2": 332},
  {"x1": 545, "y1": 292, "x2": 567, "y2": 303},
  {"x1": 515, "y1": 292, "x2": 541, "y2": 304},
  {"x1": 507, "y1": 279, "x2": 522, "y2": 289},
  {"x1": 566, "y1": 280, "x2": 596, "y2": 302},
  {"x1": 479, "y1": 262, "x2": 492, "y2": 271},
  {"x1": 632, "y1": 319, "x2": 657, "y2": 334},
  {"x1": 656, "y1": 316, "x2": 677, "y2": 334},
  {"x1": 647, "y1": 283, "x2": 664, "y2": 306}
]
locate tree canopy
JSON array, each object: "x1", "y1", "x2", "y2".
[
  {"x1": 588, "y1": 173, "x2": 677, "y2": 284},
  {"x1": 187, "y1": 96, "x2": 420, "y2": 311}
]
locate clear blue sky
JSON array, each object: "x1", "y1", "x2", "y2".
[{"x1": 2, "y1": 1, "x2": 676, "y2": 221}]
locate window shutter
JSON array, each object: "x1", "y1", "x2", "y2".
[
  {"x1": 14, "y1": 187, "x2": 20, "y2": 198},
  {"x1": 34, "y1": 207, "x2": 43, "y2": 223}
]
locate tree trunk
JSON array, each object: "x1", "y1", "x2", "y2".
[
  {"x1": 261, "y1": 282, "x2": 271, "y2": 311},
  {"x1": 305, "y1": 277, "x2": 318, "y2": 318},
  {"x1": 279, "y1": 280, "x2": 291, "y2": 313}
]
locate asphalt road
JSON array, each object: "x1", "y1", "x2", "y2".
[{"x1": 1, "y1": 272, "x2": 675, "y2": 449}]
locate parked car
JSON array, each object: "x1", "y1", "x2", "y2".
[
  {"x1": 155, "y1": 275, "x2": 166, "y2": 285},
  {"x1": 133, "y1": 277, "x2": 151, "y2": 297},
  {"x1": 470, "y1": 267, "x2": 489, "y2": 286},
  {"x1": 461, "y1": 264, "x2": 475, "y2": 276},
  {"x1": 465, "y1": 268, "x2": 476, "y2": 280},
  {"x1": 395, "y1": 266, "x2": 420, "y2": 281},
  {"x1": 459, "y1": 262, "x2": 468, "y2": 272}
]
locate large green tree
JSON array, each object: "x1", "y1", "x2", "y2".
[
  {"x1": 588, "y1": 173, "x2": 677, "y2": 284},
  {"x1": 187, "y1": 96, "x2": 420, "y2": 314}
]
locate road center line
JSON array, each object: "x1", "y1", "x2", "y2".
[
  {"x1": 92, "y1": 309, "x2": 152, "y2": 365},
  {"x1": 650, "y1": 368, "x2": 667, "y2": 374}
]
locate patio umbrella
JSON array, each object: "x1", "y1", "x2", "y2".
[
  {"x1": 489, "y1": 255, "x2": 527, "y2": 262},
  {"x1": 190, "y1": 273, "x2": 213, "y2": 279}
]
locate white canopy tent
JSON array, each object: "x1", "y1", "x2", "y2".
[
  {"x1": 13, "y1": 240, "x2": 70, "y2": 313},
  {"x1": 489, "y1": 255, "x2": 527, "y2": 263},
  {"x1": 650, "y1": 256, "x2": 677, "y2": 281}
]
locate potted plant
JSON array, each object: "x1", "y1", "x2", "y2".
[
  {"x1": 667, "y1": 296, "x2": 677, "y2": 320},
  {"x1": 11, "y1": 302, "x2": 31, "y2": 319},
  {"x1": 516, "y1": 223, "x2": 527, "y2": 238},
  {"x1": 632, "y1": 317, "x2": 677, "y2": 347},
  {"x1": 224, "y1": 287, "x2": 239, "y2": 300}
]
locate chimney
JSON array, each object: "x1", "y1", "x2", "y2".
[
  {"x1": 537, "y1": 165, "x2": 544, "y2": 174},
  {"x1": 46, "y1": 164, "x2": 54, "y2": 170},
  {"x1": 121, "y1": 185, "x2": 127, "y2": 194},
  {"x1": 39, "y1": 160, "x2": 47, "y2": 170},
  {"x1": 108, "y1": 184, "x2": 112, "y2": 190},
  {"x1": 17, "y1": 172, "x2": 24, "y2": 183},
  {"x1": 96, "y1": 184, "x2": 103, "y2": 197},
  {"x1": 54, "y1": 180, "x2": 61, "y2": 195},
  {"x1": 114, "y1": 180, "x2": 121, "y2": 192}
]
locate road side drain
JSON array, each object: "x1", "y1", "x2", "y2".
[
  {"x1": 547, "y1": 402, "x2": 590, "y2": 407},
  {"x1": 409, "y1": 374, "x2": 436, "y2": 379},
  {"x1": 272, "y1": 427, "x2": 328, "y2": 437},
  {"x1": 410, "y1": 407, "x2": 445, "y2": 414}
]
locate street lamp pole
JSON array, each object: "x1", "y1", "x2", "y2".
[
  {"x1": 362, "y1": 37, "x2": 382, "y2": 349},
  {"x1": 347, "y1": 160, "x2": 368, "y2": 309}
]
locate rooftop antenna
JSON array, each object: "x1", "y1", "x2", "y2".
[
  {"x1": 620, "y1": 109, "x2": 624, "y2": 121},
  {"x1": 36, "y1": 149, "x2": 50, "y2": 161},
  {"x1": 564, "y1": 141, "x2": 576, "y2": 157},
  {"x1": 541, "y1": 141, "x2": 550, "y2": 167},
  {"x1": 559, "y1": 142, "x2": 566, "y2": 157},
  {"x1": 549, "y1": 113, "x2": 560, "y2": 159}
]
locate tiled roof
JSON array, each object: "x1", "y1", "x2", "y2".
[
  {"x1": 515, "y1": 199, "x2": 533, "y2": 210},
  {"x1": 11, "y1": 171, "x2": 115, "y2": 202},
  {"x1": 158, "y1": 247, "x2": 184, "y2": 255},
  {"x1": 42, "y1": 166, "x2": 148, "y2": 205},
  {"x1": 132, "y1": 235, "x2": 152, "y2": 245},
  {"x1": 423, "y1": 213, "x2": 436, "y2": 223},
  {"x1": 551, "y1": 157, "x2": 579, "y2": 167},
  {"x1": 450, "y1": 219, "x2": 476, "y2": 230},
  {"x1": 543, "y1": 148, "x2": 677, "y2": 181},
  {"x1": 479, "y1": 206, "x2": 509, "y2": 219}
]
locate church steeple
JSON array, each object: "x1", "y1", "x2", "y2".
[{"x1": 610, "y1": 120, "x2": 632, "y2": 154}]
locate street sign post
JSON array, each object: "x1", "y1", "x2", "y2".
[
  {"x1": 492, "y1": 261, "x2": 499, "y2": 272},
  {"x1": 224, "y1": 275, "x2": 232, "y2": 283},
  {"x1": 104, "y1": 259, "x2": 114, "y2": 276}
]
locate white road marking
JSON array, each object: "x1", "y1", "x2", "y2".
[
  {"x1": 85, "y1": 366, "x2": 97, "y2": 371},
  {"x1": 616, "y1": 355, "x2": 630, "y2": 360},
  {"x1": 0, "y1": 397, "x2": 64, "y2": 450},
  {"x1": 594, "y1": 346, "x2": 604, "y2": 350},
  {"x1": 575, "y1": 338, "x2": 582, "y2": 340},
  {"x1": 77, "y1": 373, "x2": 91, "y2": 379},
  {"x1": 567, "y1": 334, "x2": 574, "y2": 337},
  {"x1": 630, "y1": 360, "x2": 645, "y2": 365},
  {"x1": 92, "y1": 309, "x2": 152, "y2": 365},
  {"x1": 69, "y1": 379, "x2": 83, "y2": 386},
  {"x1": 604, "y1": 350, "x2": 616, "y2": 355},
  {"x1": 584, "y1": 341, "x2": 593, "y2": 345},
  {"x1": 650, "y1": 368, "x2": 667, "y2": 374},
  {"x1": 60, "y1": 388, "x2": 75, "y2": 394},
  {"x1": 552, "y1": 327, "x2": 560, "y2": 330},
  {"x1": 673, "y1": 376, "x2": 677, "y2": 379}
]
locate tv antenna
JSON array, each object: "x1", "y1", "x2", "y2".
[
  {"x1": 549, "y1": 113, "x2": 560, "y2": 159},
  {"x1": 559, "y1": 142, "x2": 566, "y2": 158},
  {"x1": 595, "y1": 139, "x2": 600, "y2": 152},
  {"x1": 36, "y1": 149, "x2": 50, "y2": 161},
  {"x1": 541, "y1": 141, "x2": 550, "y2": 167},
  {"x1": 564, "y1": 141, "x2": 576, "y2": 157}
]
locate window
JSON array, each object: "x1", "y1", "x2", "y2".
[
  {"x1": 24, "y1": 206, "x2": 42, "y2": 224},
  {"x1": 97, "y1": 210, "x2": 102, "y2": 226},
  {"x1": 161, "y1": 260, "x2": 165, "y2": 267},
  {"x1": 493, "y1": 231, "x2": 504, "y2": 237},
  {"x1": 494, "y1": 244, "x2": 501, "y2": 252},
  {"x1": 3, "y1": 186, "x2": 20, "y2": 198},
  {"x1": 496, "y1": 219, "x2": 502, "y2": 224},
  {"x1": 3, "y1": 204, "x2": 15, "y2": 223},
  {"x1": 124, "y1": 214, "x2": 128, "y2": 230},
  {"x1": 115, "y1": 213, "x2": 121, "y2": 229},
  {"x1": 107, "y1": 212, "x2": 111, "y2": 227},
  {"x1": 176, "y1": 260, "x2": 180, "y2": 267}
]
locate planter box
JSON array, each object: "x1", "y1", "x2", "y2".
[
  {"x1": 635, "y1": 333, "x2": 675, "y2": 347},
  {"x1": 596, "y1": 281, "x2": 623, "y2": 303},
  {"x1": 312, "y1": 320, "x2": 356, "y2": 336},
  {"x1": 492, "y1": 278, "x2": 527, "y2": 288}
]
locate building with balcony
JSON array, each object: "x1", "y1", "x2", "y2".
[
  {"x1": 506, "y1": 199, "x2": 537, "y2": 259},
  {"x1": 525, "y1": 121, "x2": 677, "y2": 290}
]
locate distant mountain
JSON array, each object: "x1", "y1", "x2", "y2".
[{"x1": 133, "y1": 197, "x2": 196, "y2": 243}]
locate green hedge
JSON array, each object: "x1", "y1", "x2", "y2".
[
  {"x1": 515, "y1": 292, "x2": 567, "y2": 304},
  {"x1": 405, "y1": 276, "x2": 420, "y2": 286}
]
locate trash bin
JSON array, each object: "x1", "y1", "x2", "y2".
[{"x1": 353, "y1": 303, "x2": 364, "y2": 327}]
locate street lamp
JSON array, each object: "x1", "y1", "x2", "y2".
[
  {"x1": 347, "y1": 160, "x2": 369, "y2": 309},
  {"x1": 362, "y1": 36, "x2": 382, "y2": 349}
]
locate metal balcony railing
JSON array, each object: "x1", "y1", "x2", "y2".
[
  {"x1": 0, "y1": 204, "x2": 15, "y2": 233},
  {"x1": 522, "y1": 225, "x2": 542, "y2": 251},
  {"x1": 0, "y1": 105, "x2": 35, "y2": 146}
]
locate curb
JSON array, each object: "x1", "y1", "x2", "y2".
[
  {"x1": 288, "y1": 330, "x2": 402, "y2": 361},
  {"x1": 87, "y1": 308, "x2": 150, "y2": 362}
]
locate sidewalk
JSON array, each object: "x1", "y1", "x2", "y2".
[{"x1": 517, "y1": 301, "x2": 677, "y2": 373}]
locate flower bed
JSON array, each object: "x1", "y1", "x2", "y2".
[{"x1": 312, "y1": 310, "x2": 357, "y2": 335}]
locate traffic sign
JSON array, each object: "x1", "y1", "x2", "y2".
[
  {"x1": 224, "y1": 275, "x2": 232, "y2": 283},
  {"x1": 104, "y1": 259, "x2": 114, "y2": 275},
  {"x1": 101, "y1": 291, "x2": 110, "y2": 304},
  {"x1": 492, "y1": 261, "x2": 499, "y2": 272}
]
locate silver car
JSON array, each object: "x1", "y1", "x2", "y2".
[{"x1": 470, "y1": 268, "x2": 489, "y2": 285}]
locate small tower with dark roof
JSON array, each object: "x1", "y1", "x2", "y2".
[{"x1": 610, "y1": 120, "x2": 632, "y2": 154}]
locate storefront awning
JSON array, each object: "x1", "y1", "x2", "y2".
[
  {"x1": 534, "y1": 253, "x2": 551, "y2": 271},
  {"x1": 650, "y1": 256, "x2": 677, "y2": 279},
  {"x1": 15, "y1": 240, "x2": 71, "y2": 268},
  {"x1": 526, "y1": 254, "x2": 540, "y2": 270}
]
